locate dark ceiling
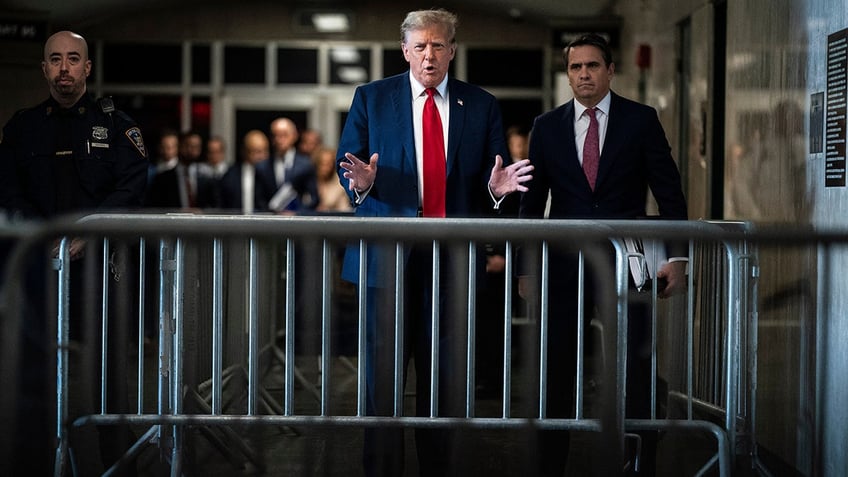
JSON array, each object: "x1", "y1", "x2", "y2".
[{"x1": 4, "y1": 0, "x2": 616, "y2": 28}]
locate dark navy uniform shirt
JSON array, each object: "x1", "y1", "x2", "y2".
[{"x1": 0, "y1": 94, "x2": 148, "y2": 220}]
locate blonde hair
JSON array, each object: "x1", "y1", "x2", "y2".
[{"x1": 400, "y1": 9, "x2": 458, "y2": 44}]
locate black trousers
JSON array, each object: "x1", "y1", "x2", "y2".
[{"x1": 529, "y1": 244, "x2": 659, "y2": 477}]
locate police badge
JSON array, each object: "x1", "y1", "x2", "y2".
[{"x1": 92, "y1": 126, "x2": 109, "y2": 140}]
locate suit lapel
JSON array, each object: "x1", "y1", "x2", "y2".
[
  {"x1": 560, "y1": 101, "x2": 587, "y2": 187},
  {"x1": 596, "y1": 92, "x2": 626, "y2": 189},
  {"x1": 391, "y1": 77, "x2": 416, "y2": 174},
  {"x1": 446, "y1": 78, "x2": 465, "y2": 178}
]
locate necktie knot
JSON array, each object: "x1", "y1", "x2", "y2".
[{"x1": 426, "y1": 87, "x2": 436, "y2": 99}]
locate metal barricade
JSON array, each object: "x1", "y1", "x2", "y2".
[{"x1": 0, "y1": 214, "x2": 766, "y2": 476}]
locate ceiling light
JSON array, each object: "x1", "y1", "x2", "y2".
[{"x1": 312, "y1": 13, "x2": 350, "y2": 33}]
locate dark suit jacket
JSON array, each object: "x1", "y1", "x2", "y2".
[
  {"x1": 217, "y1": 160, "x2": 277, "y2": 213},
  {"x1": 337, "y1": 72, "x2": 509, "y2": 286},
  {"x1": 520, "y1": 92, "x2": 687, "y2": 256},
  {"x1": 145, "y1": 164, "x2": 219, "y2": 210},
  {"x1": 258, "y1": 152, "x2": 319, "y2": 211}
]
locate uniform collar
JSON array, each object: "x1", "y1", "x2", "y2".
[{"x1": 45, "y1": 94, "x2": 92, "y2": 117}]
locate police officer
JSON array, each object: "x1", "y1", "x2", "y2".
[
  {"x1": 0, "y1": 30, "x2": 148, "y2": 224},
  {"x1": 0, "y1": 30, "x2": 147, "y2": 476}
]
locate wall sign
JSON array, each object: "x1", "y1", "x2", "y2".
[
  {"x1": 826, "y1": 28, "x2": 848, "y2": 187},
  {"x1": 0, "y1": 19, "x2": 47, "y2": 42}
]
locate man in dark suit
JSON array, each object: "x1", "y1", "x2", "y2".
[
  {"x1": 267, "y1": 117, "x2": 318, "y2": 212},
  {"x1": 337, "y1": 8, "x2": 533, "y2": 477},
  {"x1": 519, "y1": 33, "x2": 688, "y2": 476},
  {"x1": 145, "y1": 130, "x2": 219, "y2": 210},
  {"x1": 218, "y1": 129, "x2": 276, "y2": 214}
]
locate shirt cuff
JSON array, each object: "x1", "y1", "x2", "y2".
[
  {"x1": 666, "y1": 256, "x2": 689, "y2": 274},
  {"x1": 353, "y1": 184, "x2": 373, "y2": 205},
  {"x1": 489, "y1": 185, "x2": 507, "y2": 210}
]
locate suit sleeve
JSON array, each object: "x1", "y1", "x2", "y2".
[
  {"x1": 337, "y1": 86, "x2": 369, "y2": 205},
  {"x1": 643, "y1": 109, "x2": 687, "y2": 220}
]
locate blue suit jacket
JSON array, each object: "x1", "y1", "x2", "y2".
[{"x1": 337, "y1": 72, "x2": 509, "y2": 286}]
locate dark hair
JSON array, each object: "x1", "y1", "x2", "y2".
[{"x1": 563, "y1": 33, "x2": 614, "y2": 67}]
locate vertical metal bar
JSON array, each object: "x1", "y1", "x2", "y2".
[
  {"x1": 430, "y1": 240, "x2": 440, "y2": 418},
  {"x1": 466, "y1": 240, "x2": 476, "y2": 418},
  {"x1": 502, "y1": 241, "x2": 513, "y2": 418},
  {"x1": 394, "y1": 242, "x2": 405, "y2": 416},
  {"x1": 687, "y1": 240, "x2": 696, "y2": 420},
  {"x1": 137, "y1": 238, "x2": 146, "y2": 414},
  {"x1": 284, "y1": 239, "x2": 295, "y2": 416},
  {"x1": 649, "y1": 240, "x2": 658, "y2": 420},
  {"x1": 320, "y1": 239, "x2": 332, "y2": 415},
  {"x1": 101, "y1": 238, "x2": 110, "y2": 413},
  {"x1": 813, "y1": 243, "x2": 828, "y2": 477},
  {"x1": 575, "y1": 249, "x2": 586, "y2": 419},
  {"x1": 54, "y1": 238, "x2": 70, "y2": 476},
  {"x1": 357, "y1": 240, "x2": 368, "y2": 417},
  {"x1": 157, "y1": 240, "x2": 169, "y2": 448},
  {"x1": 171, "y1": 238, "x2": 186, "y2": 473},
  {"x1": 538, "y1": 241, "x2": 549, "y2": 418},
  {"x1": 612, "y1": 239, "x2": 629, "y2": 455},
  {"x1": 745, "y1": 239, "x2": 762, "y2": 470},
  {"x1": 211, "y1": 238, "x2": 224, "y2": 415},
  {"x1": 722, "y1": 240, "x2": 740, "y2": 465},
  {"x1": 248, "y1": 239, "x2": 260, "y2": 416}
]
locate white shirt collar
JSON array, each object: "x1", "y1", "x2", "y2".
[
  {"x1": 409, "y1": 71, "x2": 448, "y2": 100},
  {"x1": 574, "y1": 91, "x2": 612, "y2": 119}
]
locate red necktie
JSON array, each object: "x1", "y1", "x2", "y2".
[
  {"x1": 583, "y1": 107, "x2": 600, "y2": 190},
  {"x1": 423, "y1": 88, "x2": 446, "y2": 217}
]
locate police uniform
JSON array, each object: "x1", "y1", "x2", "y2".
[
  {"x1": 0, "y1": 93, "x2": 147, "y2": 475},
  {"x1": 0, "y1": 93, "x2": 148, "y2": 219}
]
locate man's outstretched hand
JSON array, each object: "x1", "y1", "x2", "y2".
[{"x1": 489, "y1": 155, "x2": 533, "y2": 198}]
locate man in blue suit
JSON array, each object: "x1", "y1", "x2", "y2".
[
  {"x1": 519, "y1": 34, "x2": 688, "y2": 475},
  {"x1": 337, "y1": 8, "x2": 533, "y2": 477}
]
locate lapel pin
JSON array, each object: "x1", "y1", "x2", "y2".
[{"x1": 457, "y1": 99, "x2": 464, "y2": 106}]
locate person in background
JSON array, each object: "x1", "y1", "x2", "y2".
[
  {"x1": 0, "y1": 30, "x2": 148, "y2": 476},
  {"x1": 145, "y1": 130, "x2": 218, "y2": 210},
  {"x1": 149, "y1": 128, "x2": 179, "y2": 182},
  {"x1": 506, "y1": 124, "x2": 530, "y2": 162},
  {"x1": 218, "y1": 129, "x2": 275, "y2": 214},
  {"x1": 336, "y1": 8, "x2": 533, "y2": 476},
  {"x1": 518, "y1": 33, "x2": 688, "y2": 476},
  {"x1": 198, "y1": 135, "x2": 230, "y2": 180},
  {"x1": 312, "y1": 146, "x2": 351, "y2": 213},
  {"x1": 268, "y1": 117, "x2": 319, "y2": 212},
  {"x1": 297, "y1": 127, "x2": 323, "y2": 158}
]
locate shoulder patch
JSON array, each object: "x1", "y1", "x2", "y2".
[{"x1": 125, "y1": 127, "x2": 147, "y2": 158}]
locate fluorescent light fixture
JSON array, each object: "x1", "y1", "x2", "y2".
[
  {"x1": 312, "y1": 13, "x2": 350, "y2": 33},
  {"x1": 331, "y1": 46, "x2": 360, "y2": 63},
  {"x1": 337, "y1": 66, "x2": 367, "y2": 83}
]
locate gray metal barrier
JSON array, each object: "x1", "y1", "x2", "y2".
[{"x1": 0, "y1": 215, "x2": 767, "y2": 476}]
